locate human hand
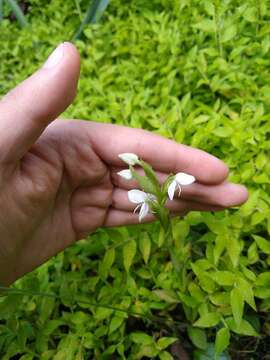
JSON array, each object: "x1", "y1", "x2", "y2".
[{"x1": 0, "y1": 43, "x2": 248, "y2": 286}]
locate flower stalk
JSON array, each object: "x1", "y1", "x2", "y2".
[{"x1": 118, "y1": 152, "x2": 196, "y2": 274}]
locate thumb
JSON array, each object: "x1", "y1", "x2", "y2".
[{"x1": 0, "y1": 42, "x2": 80, "y2": 163}]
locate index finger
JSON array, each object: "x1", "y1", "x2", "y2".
[{"x1": 83, "y1": 121, "x2": 229, "y2": 184}]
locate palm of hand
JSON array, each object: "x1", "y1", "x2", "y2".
[{"x1": 1, "y1": 121, "x2": 112, "y2": 284}]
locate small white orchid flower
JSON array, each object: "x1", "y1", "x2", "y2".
[
  {"x1": 168, "y1": 172, "x2": 195, "y2": 200},
  {"x1": 117, "y1": 169, "x2": 133, "y2": 180},
  {"x1": 128, "y1": 189, "x2": 156, "y2": 222},
  {"x1": 118, "y1": 153, "x2": 139, "y2": 166}
]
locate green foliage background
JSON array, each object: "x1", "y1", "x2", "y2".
[{"x1": 0, "y1": 0, "x2": 270, "y2": 359}]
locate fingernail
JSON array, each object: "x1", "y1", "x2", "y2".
[{"x1": 43, "y1": 44, "x2": 64, "y2": 69}]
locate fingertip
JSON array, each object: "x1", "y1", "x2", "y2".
[
  {"x1": 62, "y1": 41, "x2": 81, "y2": 70},
  {"x1": 221, "y1": 183, "x2": 249, "y2": 207},
  {"x1": 238, "y1": 184, "x2": 249, "y2": 205},
  {"x1": 40, "y1": 42, "x2": 81, "y2": 113},
  {"x1": 213, "y1": 160, "x2": 229, "y2": 183},
  {"x1": 193, "y1": 153, "x2": 229, "y2": 185}
]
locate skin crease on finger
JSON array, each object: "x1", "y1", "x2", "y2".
[{"x1": 0, "y1": 42, "x2": 248, "y2": 286}]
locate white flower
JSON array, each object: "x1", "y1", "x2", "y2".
[
  {"x1": 118, "y1": 153, "x2": 139, "y2": 166},
  {"x1": 128, "y1": 189, "x2": 155, "y2": 222},
  {"x1": 168, "y1": 172, "x2": 196, "y2": 200},
  {"x1": 117, "y1": 169, "x2": 133, "y2": 180}
]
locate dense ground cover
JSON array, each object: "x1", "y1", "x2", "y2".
[{"x1": 0, "y1": 0, "x2": 270, "y2": 358}]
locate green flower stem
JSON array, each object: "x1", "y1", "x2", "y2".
[
  {"x1": 165, "y1": 220, "x2": 182, "y2": 275},
  {"x1": 154, "y1": 204, "x2": 181, "y2": 275}
]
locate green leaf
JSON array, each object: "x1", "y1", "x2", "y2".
[
  {"x1": 193, "y1": 19, "x2": 215, "y2": 33},
  {"x1": 137, "y1": 344, "x2": 159, "y2": 358},
  {"x1": 212, "y1": 271, "x2": 236, "y2": 286},
  {"x1": 226, "y1": 235, "x2": 241, "y2": 268},
  {"x1": 188, "y1": 282, "x2": 206, "y2": 303},
  {"x1": 253, "y1": 235, "x2": 270, "y2": 254},
  {"x1": 194, "y1": 343, "x2": 230, "y2": 360},
  {"x1": 153, "y1": 289, "x2": 178, "y2": 304},
  {"x1": 140, "y1": 160, "x2": 161, "y2": 195},
  {"x1": 130, "y1": 167, "x2": 156, "y2": 194},
  {"x1": 109, "y1": 315, "x2": 124, "y2": 334},
  {"x1": 157, "y1": 337, "x2": 178, "y2": 350},
  {"x1": 215, "y1": 328, "x2": 230, "y2": 355},
  {"x1": 221, "y1": 25, "x2": 237, "y2": 43},
  {"x1": 130, "y1": 332, "x2": 154, "y2": 345},
  {"x1": 243, "y1": 7, "x2": 257, "y2": 22},
  {"x1": 158, "y1": 226, "x2": 165, "y2": 247},
  {"x1": 95, "y1": 307, "x2": 113, "y2": 321},
  {"x1": 248, "y1": 242, "x2": 259, "y2": 264},
  {"x1": 139, "y1": 233, "x2": 151, "y2": 264},
  {"x1": 39, "y1": 297, "x2": 55, "y2": 325},
  {"x1": 99, "y1": 247, "x2": 115, "y2": 279},
  {"x1": 196, "y1": 273, "x2": 216, "y2": 294},
  {"x1": 254, "y1": 287, "x2": 270, "y2": 299},
  {"x1": 209, "y1": 292, "x2": 230, "y2": 307},
  {"x1": 159, "y1": 351, "x2": 174, "y2": 360},
  {"x1": 230, "y1": 288, "x2": 244, "y2": 327},
  {"x1": 187, "y1": 326, "x2": 207, "y2": 350},
  {"x1": 237, "y1": 277, "x2": 256, "y2": 310},
  {"x1": 123, "y1": 239, "x2": 136, "y2": 272},
  {"x1": 194, "y1": 313, "x2": 221, "y2": 328},
  {"x1": 226, "y1": 317, "x2": 259, "y2": 336},
  {"x1": 256, "y1": 272, "x2": 270, "y2": 287}
]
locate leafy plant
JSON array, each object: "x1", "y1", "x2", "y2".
[{"x1": 0, "y1": 0, "x2": 270, "y2": 358}]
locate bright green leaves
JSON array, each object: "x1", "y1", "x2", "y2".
[
  {"x1": 140, "y1": 160, "x2": 161, "y2": 198},
  {"x1": 253, "y1": 235, "x2": 270, "y2": 254},
  {"x1": 212, "y1": 271, "x2": 236, "y2": 286},
  {"x1": 2, "y1": 0, "x2": 270, "y2": 358},
  {"x1": 194, "y1": 313, "x2": 221, "y2": 328},
  {"x1": 193, "y1": 19, "x2": 216, "y2": 33},
  {"x1": 230, "y1": 288, "x2": 244, "y2": 327},
  {"x1": 109, "y1": 313, "x2": 125, "y2": 334},
  {"x1": 157, "y1": 337, "x2": 178, "y2": 351},
  {"x1": 226, "y1": 234, "x2": 241, "y2": 268},
  {"x1": 215, "y1": 328, "x2": 230, "y2": 356},
  {"x1": 130, "y1": 332, "x2": 177, "y2": 359},
  {"x1": 99, "y1": 247, "x2": 115, "y2": 280},
  {"x1": 188, "y1": 326, "x2": 207, "y2": 350},
  {"x1": 237, "y1": 278, "x2": 256, "y2": 311},
  {"x1": 139, "y1": 233, "x2": 151, "y2": 264},
  {"x1": 221, "y1": 24, "x2": 237, "y2": 43},
  {"x1": 226, "y1": 318, "x2": 258, "y2": 337},
  {"x1": 123, "y1": 239, "x2": 137, "y2": 272},
  {"x1": 130, "y1": 167, "x2": 157, "y2": 195},
  {"x1": 243, "y1": 6, "x2": 258, "y2": 22},
  {"x1": 130, "y1": 332, "x2": 153, "y2": 345}
]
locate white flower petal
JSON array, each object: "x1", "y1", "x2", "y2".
[
  {"x1": 117, "y1": 169, "x2": 133, "y2": 180},
  {"x1": 168, "y1": 180, "x2": 177, "y2": 200},
  {"x1": 139, "y1": 202, "x2": 149, "y2": 222},
  {"x1": 118, "y1": 153, "x2": 139, "y2": 166},
  {"x1": 175, "y1": 172, "x2": 196, "y2": 185},
  {"x1": 128, "y1": 189, "x2": 148, "y2": 204}
]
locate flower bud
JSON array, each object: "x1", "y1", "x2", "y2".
[
  {"x1": 117, "y1": 169, "x2": 133, "y2": 180},
  {"x1": 118, "y1": 153, "x2": 139, "y2": 166}
]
